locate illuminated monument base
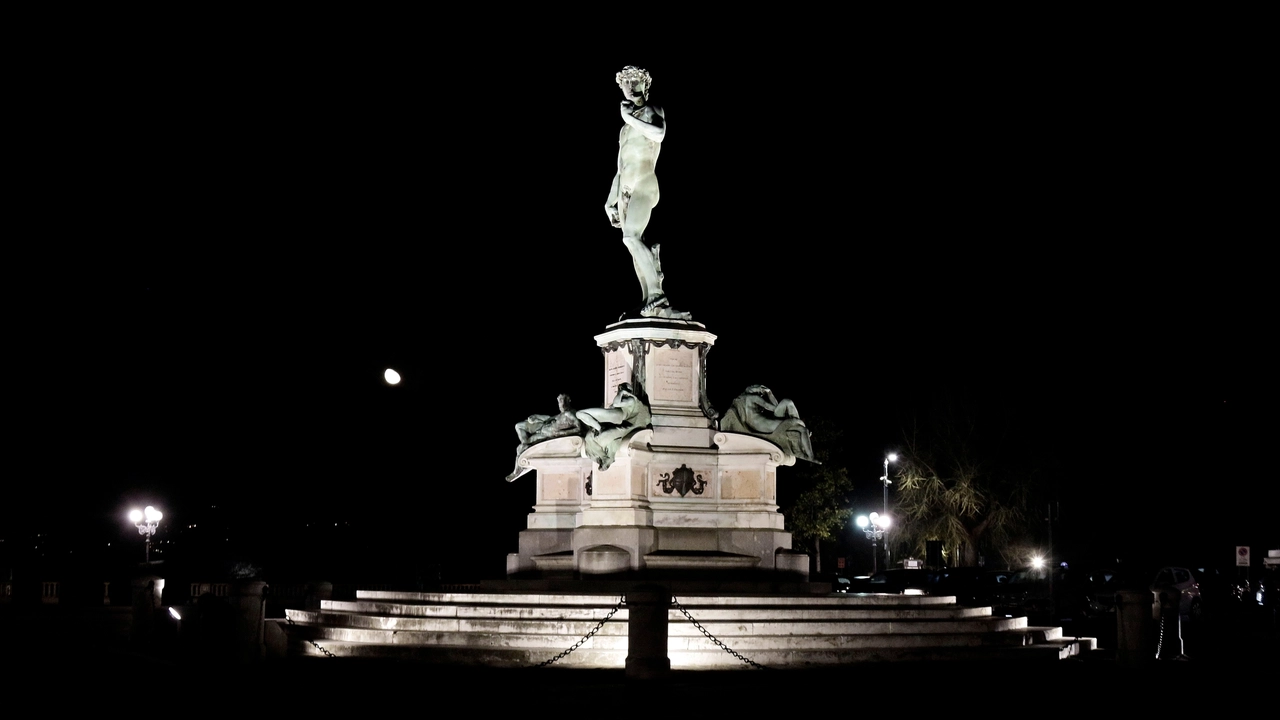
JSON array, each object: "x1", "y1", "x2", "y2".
[{"x1": 505, "y1": 319, "x2": 809, "y2": 580}]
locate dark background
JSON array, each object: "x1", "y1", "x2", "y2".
[{"x1": 5, "y1": 22, "x2": 1272, "y2": 583}]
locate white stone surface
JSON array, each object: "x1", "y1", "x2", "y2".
[
  {"x1": 284, "y1": 592, "x2": 1093, "y2": 667},
  {"x1": 594, "y1": 321, "x2": 716, "y2": 348},
  {"x1": 595, "y1": 323, "x2": 716, "y2": 428},
  {"x1": 509, "y1": 422, "x2": 799, "y2": 573},
  {"x1": 510, "y1": 435, "x2": 592, "y2": 530},
  {"x1": 579, "y1": 545, "x2": 632, "y2": 575},
  {"x1": 507, "y1": 323, "x2": 811, "y2": 577}
]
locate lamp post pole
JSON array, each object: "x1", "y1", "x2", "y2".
[
  {"x1": 880, "y1": 454, "x2": 897, "y2": 569},
  {"x1": 128, "y1": 506, "x2": 162, "y2": 564}
]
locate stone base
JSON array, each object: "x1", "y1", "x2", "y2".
[
  {"x1": 508, "y1": 430, "x2": 803, "y2": 577},
  {"x1": 506, "y1": 320, "x2": 807, "y2": 581},
  {"x1": 510, "y1": 529, "x2": 793, "y2": 576}
]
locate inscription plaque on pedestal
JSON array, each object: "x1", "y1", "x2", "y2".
[
  {"x1": 652, "y1": 346, "x2": 694, "y2": 403},
  {"x1": 605, "y1": 350, "x2": 630, "y2": 403}
]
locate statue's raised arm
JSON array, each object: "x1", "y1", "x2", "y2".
[
  {"x1": 606, "y1": 66, "x2": 689, "y2": 321},
  {"x1": 619, "y1": 96, "x2": 664, "y2": 143}
]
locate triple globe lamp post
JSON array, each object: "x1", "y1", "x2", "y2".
[
  {"x1": 855, "y1": 453, "x2": 897, "y2": 574},
  {"x1": 128, "y1": 505, "x2": 162, "y2": 564}
]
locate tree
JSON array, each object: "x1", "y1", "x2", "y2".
[
  {"x1": 787, "y1": 466, "x2": 854, "y2": 574},
  {"x1": 891, "y1": 408, "x2": 1031, "y2": 568},
  {"x1": 783, "y1": 416, "x2": 853, "y2": 574}
]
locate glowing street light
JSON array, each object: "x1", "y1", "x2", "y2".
[
  {"x1": 384, "y1": 368, "x2": 402, "y2": 385},
  {"x1": 128, "y1": 505, "x2": 162, "y2": 564},
  {"x1": 856, "y1": 511, "x2": 892, "y2": 574},
  {"x1": 881, "y1": 453, "x2": 898, "y2": 519},
  {"x1": 874, "y1": 453, "x2": 899, "y2": 570}
]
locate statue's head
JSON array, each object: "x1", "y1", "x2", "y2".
[
  {"x1": 745, "y1": 384, "x2": 771, "y2": 396},
  {"x1": 616, "y1": 66, "x2": 652, "y2": 102},
  {"x1": 556, "y1": 393, "x2": 572, "y2": 411}
]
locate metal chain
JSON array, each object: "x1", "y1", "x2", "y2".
[
  {"x1": 671, "y1": 596, "x2": 769, "y2": 670},
  {"x1": 286, "y1": 613, "x2": 337, "y2": 658},
  {"x1": 533, "y1": 596, "x2": 626, "y2": 668},
  {"x1": 307, "y1": 639, "x2": 338, "y2": 658},
  {"x1": 1155, "y1": 613, "x2": 1165, "y2": 659}
]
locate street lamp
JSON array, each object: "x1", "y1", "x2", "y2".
[
  {"x1": 881, "y1": 453, "x2": 897, "y2": 518},
  {"x1": 856, "y1": 512, "x2": 892, "y2": 575},
  {"x1": 128, "y1": 505, "x2": 162, "y2": 564},
  {"x1": 879, "y1": 453, "x2": 897, "y2": 567}
]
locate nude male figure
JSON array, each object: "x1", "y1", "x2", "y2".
[
  {"x1": 515, "y1": 394, "x2": 582, "y2": 454},
  {"x1": 605, "y1": 66, "x2": 689, "y2": 320}
]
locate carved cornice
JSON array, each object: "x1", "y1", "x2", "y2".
[
  {"x1": 645, "y1": 338, "x2": 710, "y2": 352},
  {"x1": 600, "y1": 338, "x2": 712, "y2": 354}
]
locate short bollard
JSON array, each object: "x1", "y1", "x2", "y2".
[
  {"x1": 626, "y1": 585, "x2": 671, "y2": 680},
  {"x1": 1114, "y1": 589, "x2": 1153, "y2": 667},
  {"x1": 231, "y1": 580, "x2": 268, "y2": 664},
  {"x1": 131, "y1": 575, "x2": 165, "y2": 648}
]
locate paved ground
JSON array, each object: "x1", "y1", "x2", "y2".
[{"x1": 10, "y1": 634, "x2": 1277, "y2": 708}]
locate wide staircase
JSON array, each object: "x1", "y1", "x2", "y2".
[{"x1": 280, "y1": 590, "x2": 1096, "y2": 668}]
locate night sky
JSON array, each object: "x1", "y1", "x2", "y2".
[{"x1": 6, "y1": 29, "x2": 1272, "y2": 581}]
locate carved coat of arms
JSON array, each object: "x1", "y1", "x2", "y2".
[{"x1": 656, "y1": 464, "x2": 706, "y2": 498}]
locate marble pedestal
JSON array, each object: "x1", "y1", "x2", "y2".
[{"x1": 507, "y1": 320, "x2": 805, "y2": 579}]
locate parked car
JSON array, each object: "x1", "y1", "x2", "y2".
[
  {"x1": 1189, "y1": 566, "x2": 1250, "y2": 612},
  {"x1": 932, "y1": 567, "x2": 1016, "y2": 606},
  {"x1": 1255, "y1": 572, "x2": 1278, "y2": 610},
  {"x1": 992, "y1": 565, "x2": 1122, "y2": 621},
  {"x1": 1150, "y1": 566, "x2": 1202, "y2": 621},
  {"x1": 844, "y1": 569, "x2": 939, "y2": 595}
]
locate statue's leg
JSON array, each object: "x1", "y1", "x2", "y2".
[
  {"x1": 774, "y1": 399, "x2": 801, "y2": 419},
  {"x1": 576, "y1": 411, "x2": 602, "y2": 432},
  {"x1": 622, "y1": 236, "x2": 662, "y2": 302},
  {"x1": 621, "y1": 190, "x2": 663, "y2": 303},
  {"x1": 621, "y1": 188, "x2": 689, "y2": 319}
]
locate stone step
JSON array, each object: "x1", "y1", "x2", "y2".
[
  {"x1": 280, "y1": 588, "x2": 1088, "y2": 668},
  {"x1": 286, "y1": 621, "x2": 1039, "y2": 652},
  {"x1": 355, "y1": 590, "x2": 956, "y2": 607},
  {"x1": 287, "y1": 609, "x2": 1027, "y2": 638},
  {"x1": 320, "y1": 600, "x2": 989, "y2": 621},
  {"x1": 288, "y1": 637, "x2": 1084, "y2": 668}
]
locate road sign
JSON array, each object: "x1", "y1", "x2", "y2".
[{"x1": 1236, "y1": 546, "x2": 1251, "y2": 567}]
